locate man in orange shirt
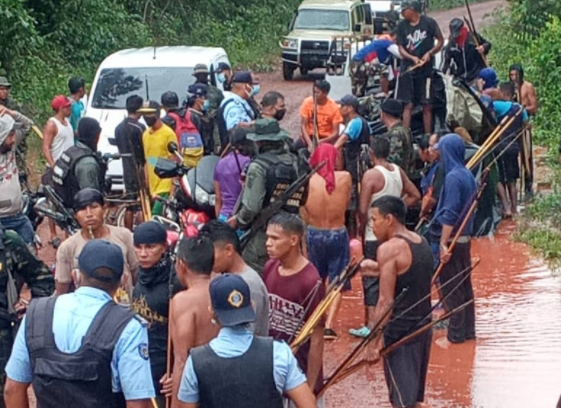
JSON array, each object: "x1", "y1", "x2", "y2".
[{"x1": 300, "y1": 80, "x2": 343, "y2": 150}]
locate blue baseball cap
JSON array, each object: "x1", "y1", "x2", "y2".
[
  {"x1": 188, "y1": 83, "x2": 207, "y2": 97},
  {"x1": 478, "y1": 67, "x2": 498, "y2": 90},
  {"x1": 78, "y1": 240, "x2": 124, "y2": 282},
  {"x1": 336, "y1": 94, "x2": 359, "y2": 111},
  {"x1": 214, "y1": 62, "x2": 231, "y2": 73},
  {"x1": 232, "y1": 71, "x2": 253, "y2": 84},
  {"x1": 210, "y1": 274, "x2": 255, "y2": 327}
]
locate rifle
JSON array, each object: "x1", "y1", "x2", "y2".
[
  {"x1": 463, "y1": 1, "x2": 488, "y2": 67},
  {"x1": 312, "y1": 83, "x2": 319, "y2": 152},
  {"x1": 239, "y1": 161, "x2": 325, "y2": 250}
]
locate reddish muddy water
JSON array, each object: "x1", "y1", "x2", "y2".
[{"x1": 324, "y1": 221, "x2": 561, "y2": 408}]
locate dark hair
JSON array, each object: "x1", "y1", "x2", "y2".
[
  {"x1": 68, "y1": 77, "x2": 85, "y2": 94},
  {"x1": 177, "y1": 236, "x2": 215, "y2": 275},
  {"x1": 268, "y1": 213, "x2": 304, "y2": 237},
  {"x1": 261, "y1": 91, "x2": 284, "y2": 108},
  {"x1": 499, "y1": 81, "x2": 515, "y2": 99},
  {"x1": 81, "y1": 267, "x2": 120, "y2": 292},
  {"x1": 161, "y1": 91, "x2": 179, "y2": 108},
  {"x1": 418, "y1": 134, "x2": 430, "y2": 150},
  {"x1": 371, "y1": 195, "x2": 407, "y2": 224},
  {"x1": 126, "y1": 95, "x2": 144, "y2": 115},
  {"x1": 509, "y1": 64, "x2": 524, "y2": 83},
  {"x1": 314, "y1": 79, "x2": 331, "y2": 94},
  {"x1": 77, "y1": 117, "x2": 102, "y2": 150},
  {"x1": 200, "y1": 220, "x2": 241, "y2": 253},
  {"x1": 370, "y1": 136, "x2": 390, "y2": 159}
]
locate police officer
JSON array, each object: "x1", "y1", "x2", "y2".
[
  {"x1": 177, "y1": 273, "x2": 316, "y2": 408},
  {"x1": 228, "y1": 118, "x2": 304, "y2": 274},
  {"x1": 51, "y1": 117, "x2": 105, "y2": 208},
  {"x1": 0, "y1": 222, "x2": 54, "y2": 408},
  {"x1": 220, "y1": 71, "x2": 257, "y2": 131},
  {"x1": 5, "y1": 240, "x2": 155, "y2": 408},
  {"x1": 379, "y1": 99, "x2": 413, "y2": 179},
  {"x1": 214, "y1": 62, "x2": 233, "y2": 92}
]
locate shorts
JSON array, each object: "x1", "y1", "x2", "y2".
[
  {"x1": 383, "y1": 329, "x2": 432, "y2": 408},
  {"x1": 362, "y1": 240, "x2": 381, "y2": 306},
  {"x1": 396, "y1": 71, "x2": 433, "y2": 106},
  {"x1": 497, "y1": 148, "x2": 519, "y2": 184},
  {"x1": 307, "y1": 226, "x2": 351, "y2": 291}
]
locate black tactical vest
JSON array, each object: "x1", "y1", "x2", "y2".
[
  {"x1": 252, "y1": 152, "x2": 305, "y2": 214},
  {"x1": 51, "y1": 145, "x2": 104, "y2": 207},
  {"x1": 26, "y1": 297, "x2": 135, "y2": 408},
  {"x1": 191, "y1": 336, "x2": 283, "y2": 408}
]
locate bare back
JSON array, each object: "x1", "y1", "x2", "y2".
[{"x1": 301, "y1": 172, "x2": 352, "y2": 229}]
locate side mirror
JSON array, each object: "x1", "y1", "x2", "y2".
[
  {"x1": 108, "y1": 137, "x2": 117, "y2": 146},
  {"x1": 168, "y1": 141, "x2": 178, "y2": 154}
]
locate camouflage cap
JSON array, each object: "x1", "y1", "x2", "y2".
[
  {"x1": 246, "y1": 118, "x2": 290, "y2": 142},
  {"x1": 0, "y1": 77, "x2": 11, "y2": 87}
]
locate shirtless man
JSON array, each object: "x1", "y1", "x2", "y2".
[
  {"x1": 509, "y1": 64, "x2": 538, "y2": 197},
  {"x1": 350, "y1": 137, "x2": 420, "y2": 338},
  {"x1": 363, "y1": 195, "x2": 433, "y2": 408},
  {"x1": 301, "y1": 144, "x2": 351, "y2": 340},
  {"x1": 170, "y1": 236, "x2": 219, "y2": 407}
]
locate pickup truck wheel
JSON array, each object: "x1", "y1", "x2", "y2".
[{"x1": 283, "y1": 62, "x2": 295, "y2": 81}]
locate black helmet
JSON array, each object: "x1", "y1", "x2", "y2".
[
  {"x1": 449, "y1": 18, "x2": 465, "y2": 39},
  {"x1": 161, "y1": 91, "x2": 179, "y2": 109}
]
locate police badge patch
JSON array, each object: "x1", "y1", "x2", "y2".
[{"x1": 138, "y1": 343, "x2": 149, "y2": 360}]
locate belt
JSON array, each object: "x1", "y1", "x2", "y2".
[{"x1": 450, "y1": 236, "x2": 470, "y2": 244}]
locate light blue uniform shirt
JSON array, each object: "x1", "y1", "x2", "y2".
[
  {"x1": 343, "y1": 117, "x2": 363, "y2": 143},
  {"x1": 178, "y1": 326, "x2": 306, "y2": 403},
  {"x1": 222, "y1": 92, "x2": 254, "y2": 130},
  {"x1": 5, "y1": 287, "x2": 155, "y2": 400}
]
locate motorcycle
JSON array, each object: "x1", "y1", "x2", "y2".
[
  {"x1": 20, "y1": 174, "x2": 44, "y2": 249},
  {"x1": 154, "y1": 142, "x2": 217, "y2": 235}
]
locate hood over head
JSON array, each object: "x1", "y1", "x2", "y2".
[
  {"x1": 0, "y1": 115, "x2": 15, "y2": 147},
  {"x1": 77, "y1": 117, "x2": 102, "y2": 151},
  {"x1": 439, "y1": 133, "x2": 465, "y2": 172}
]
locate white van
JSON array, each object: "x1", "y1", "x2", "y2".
[{"x1": 86, "y1": 46, "x2": 230, "y2": 190}]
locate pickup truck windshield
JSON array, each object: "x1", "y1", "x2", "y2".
[
  {"x1": 91, "y1": 67, "x2": 194, "y2": 109},
  {"x1": 294, "y1": 9, "x2": 350, "y2": 31}
]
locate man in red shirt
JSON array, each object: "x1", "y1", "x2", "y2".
[{"x1": 263, "y1": 213, "x2": 325, "y2": 407}]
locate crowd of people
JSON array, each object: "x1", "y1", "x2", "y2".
[{"x1": 0, "y1": 0, "x2": 543, "y2": 407}]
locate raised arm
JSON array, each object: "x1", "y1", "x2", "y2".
[{"x1": 42, "y1": 119, "x2": 58, "y2": 167}]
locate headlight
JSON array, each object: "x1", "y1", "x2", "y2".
[
  {"x1": 333, "y1": 40, "x2": 351, "y2": 52},
  {"x1": 282, "y1": 38, "x2": 298, "y2": 49}
]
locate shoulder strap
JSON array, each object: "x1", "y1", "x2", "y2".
[
  {"x1": 83, "y1": 301, "x2": 135, "y2": 348},
  {"x1": 26, "y1": 297, "x2": 57, "y2": 351}
]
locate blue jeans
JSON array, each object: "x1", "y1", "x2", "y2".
[{"x1": 0, "y1": 213, "x2": 34, "y2": 245}]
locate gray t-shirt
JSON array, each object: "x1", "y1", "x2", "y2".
[{"x1": 240, "y1": 265, "x2": 270, "y2": 336}]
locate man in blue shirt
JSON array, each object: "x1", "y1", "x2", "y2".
[
  {"x1": 177, "y1": 273, "x2": 316, "y2": 408},
  {"x1": 68, "y1": 76, "x2": 87, "y2": 135},
  {"x1": 4, "y1": 240, "x2": 155, "y2": 408},
  {"x1": 221, "y1": 71, "x2": 257, "y2": 132}
]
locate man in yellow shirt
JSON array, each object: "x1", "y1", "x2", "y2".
[{"x1": 138, "y1": 100, "x2": 177, "y2": 216}]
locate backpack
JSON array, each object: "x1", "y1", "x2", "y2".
[{"x1": 168, "y1": 110, "x2": 203, "y2": 168}]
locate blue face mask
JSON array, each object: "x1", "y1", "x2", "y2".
[
  {"x1": 217, "y1": 73, "x2": 226, "y2": 84},
  {"x1": 203, "y1": 99, "x2": 210, "y2": 111},
  {"x1": 251, "y1": 84, "x2": 261, "y2": 97}
]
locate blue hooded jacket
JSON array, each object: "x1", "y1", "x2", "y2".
[{"x1": 430, "y1": 134, "x2": 477, "y2": 239}]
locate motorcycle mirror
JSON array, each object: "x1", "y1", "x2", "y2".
[{"x1": 168, "y1": 142, "x2": 178, "y2": 154}]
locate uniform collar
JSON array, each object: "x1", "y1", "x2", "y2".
[
  {"x1": 218, "y1": 326, "x2": 253, "y2": 338},
  {"x1": 75, "y1": 286, "x2": 113, "y2": 301}
]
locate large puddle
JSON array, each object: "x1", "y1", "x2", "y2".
[{"x1": 324, "y1": 221, "x2": 561, "y2": 408}]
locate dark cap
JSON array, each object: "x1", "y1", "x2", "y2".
[
  {"x1": 161, "y1": 91, "x2": 179, "y2": 109},
  {"x1": 137, "y1": 100, "x2": 161, "y2": 114},
  {"x1": 232, "y1": 71, "x2": 253, "y2": 84},
  {"x1": 230, "y1": 127, "x2": 249, "y2": 147},
  {"x1": 449, "y1": 18, "x2": 465, "y2": 39},
  {"x1": 79, "y1": 240, "x2": 124, "y2": 282},
  {"x1": 380, "y1": 99, "x2": 404, "y2": 117},
  {"x1": 73, "y1": 188, "x2": 104, "y2": 211},
  {"x1": 134, "y1": 221, "x2": 167, "y2": 246},
  {"x1": 210, "y1": 274, "x2": 255, "y2": 327},
  {"x1": 337, "y1": 94, "x2": 359, "y2": 111},
  {"x1": 401, "y1": 0, "x2": 422, "y2": 13},
  {"x1": 214, "y1": 62, "x2": 232, "y2": 73},
  {"x1": 188, "y1": 83, "x2": 208, "y2": 97}
]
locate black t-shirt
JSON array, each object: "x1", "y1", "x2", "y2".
[
  {"x1": 114, "y1": 117, "x2": 146, "y2": 191},
  {"x1": 396, "y1": 15, "x2": 442, "y2": 75}
]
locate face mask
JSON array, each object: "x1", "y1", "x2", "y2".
[
  {"x1": 144, "y1": 116, "x2": 157, "y2": 127},
  {"x1": 274, "y1": 108, "x2": 286, "y2": 121},
  {"x1": 251, "y1": 84, "x2": 261, "y2": 97},
  {"x1": 217, "y1": 73, "x2": 226, "y2": 83},
  {"x1": 202, "y1": 99, "x2": 210, "y2": 112}
]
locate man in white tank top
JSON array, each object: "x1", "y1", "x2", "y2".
[
  {"x1": 349, "y1": 136, "x2": 420, "y2": 338},
  {"x1": 42, "y1": 95, "x2": 74, "y2": 245},
  {"x1": 42, "y1": 95, "x2": 74, "y2": 167}
]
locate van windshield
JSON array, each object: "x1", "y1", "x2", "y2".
[
  {"x1": 91, "y1": 67, "x2": 195, "y2": 109},
  {"x1": 294, "y1": 9, "x2": 350, "y2": 31}
]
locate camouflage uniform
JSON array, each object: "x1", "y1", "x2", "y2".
[
  {"x1": 0, "y1": 228, "x2": 54, "y2": 405},
  {"x1": 350, "y1": 61, "x2": 390, "y2": 97},
  {"x1": 203, "y1": 84, "x2": 224, "y2": 153},
  {"x1": 385, "y1": 121, "x2": 413, "y2": 177}
]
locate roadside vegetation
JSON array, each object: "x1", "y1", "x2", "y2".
[
  {"x1": 429, "y1": 0, "x2": 489, "y2": 12},
  {"x1": 485, "y1": 0, "x2": 561, "y2": 263}
]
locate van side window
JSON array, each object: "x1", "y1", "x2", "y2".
[
  {"x1": 363, "y1": 4, "x2": 372, "y2": 25},
  {"x1": 351, "y1": 7, "x2": 359, "y2": 31}
]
